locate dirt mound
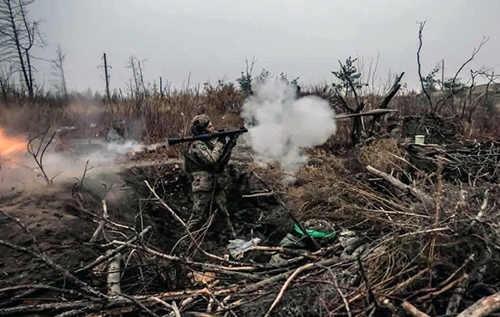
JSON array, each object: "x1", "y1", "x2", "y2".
[{"x1": 0, "y1": 184, "x2": 97, "y2": 288}]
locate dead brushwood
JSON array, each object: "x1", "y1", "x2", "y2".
[
  {"x1": 366, "y1": 165, "x2": 434, "y2": 210},
  {"x1": 359, "y1": 138, "x2": 403, "y2": 173},
  {"x1": 144, "y1": 180, "x2": 259, "y2": 267},
  {"x1": 5, "y1": 106, "x2": 500, "y2": 316}
]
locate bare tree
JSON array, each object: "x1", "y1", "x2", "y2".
[
  {"x1": 236, "y1": 56, "x2": 256, "y2": 96},
  {"x1": 0, "y1": 0, "x2": 43, "y2": 97},
  {"x1": 416, "y1": 21, "x2": 433, "y2": 111},
  {"x1": 127, "y1": 55, "x2": 147, "y2": 99},
  {"x1": 450, "y1": 37, "x2": 488, "y2": 95},
  {"x1": 51, "y1": 44, "x2": 67, "y2": 98}
]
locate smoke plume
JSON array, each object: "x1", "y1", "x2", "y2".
[{"x1": 242, "y1": 78, "x2": 336, "y2": 173}]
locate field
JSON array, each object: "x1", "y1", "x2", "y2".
[{"x1": 1, "y1": 78, "x2": 500, "y2": 317}]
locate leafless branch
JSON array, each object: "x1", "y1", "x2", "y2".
[
  {"x1": 416, "y1": 21, "x2": 433, "y2": 111},
  {"x1": 27, "y1": 126, "x2": 57, "y2": 185}
]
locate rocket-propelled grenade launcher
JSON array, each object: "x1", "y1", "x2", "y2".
[{"x1": 145, "y1": 127, "x2": 248, "y2": 151}]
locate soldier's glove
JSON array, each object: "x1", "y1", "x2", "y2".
[
  {"x1": 227, "y1": 135, "x2": 239, "y2": 148},
  {"x1": 218, "y1": 136, "x2": 227, "y2": 145}
]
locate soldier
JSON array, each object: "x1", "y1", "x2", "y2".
[{"x1": 184, "y1": 114, "x2": 237, "y2": 238}]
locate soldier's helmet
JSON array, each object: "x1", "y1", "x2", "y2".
[{"x1": 190, "y1": 114, "x2": 211, "y2": 135}]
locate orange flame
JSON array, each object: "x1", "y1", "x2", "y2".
[{"x1": 0, "y1": 128, "x2": 26, "y2": 156}]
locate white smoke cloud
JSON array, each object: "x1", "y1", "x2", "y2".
[
  {"x1": 242, "y1": 78, "x2": 336, "y2": 173},
  {"x1": 38, "y1": 139, "x2": 142, "y2": 179}
]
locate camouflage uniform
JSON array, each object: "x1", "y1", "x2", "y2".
[{"x1": 184, "y1": 115, "x2": 236, "y2": 237}]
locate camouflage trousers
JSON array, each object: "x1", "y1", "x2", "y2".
[{"x1": 186, "y1": 189, "x2": 235, "y2": 238}]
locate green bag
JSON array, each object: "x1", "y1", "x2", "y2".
[{"x1": 293, "y1": 223, "x2": 336, "y2": 240}]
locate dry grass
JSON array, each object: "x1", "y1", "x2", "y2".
[
  {"x1": 0, "y1": 92, "x2": 242, "y2": 148},
  {"x1": 359, "y1": 138, "x2": 404, "y2": 173}
]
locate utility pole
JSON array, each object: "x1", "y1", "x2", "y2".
[
  {"x1": 159, "y1": 76, "x2": 163, "y2": 98},
  {"x1": 441, "y1": 59, "x2": 445, "y2": 97},
  {"x1": 98, "y1": 53, "x2": 112, "y2": 101},
  {"x1": 441, "y1": 59, "x2": 444, "y2": 87}
]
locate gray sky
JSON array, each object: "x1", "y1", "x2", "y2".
[{"x1": 30, "y1": 0, "x2": 500, "y2": 94}]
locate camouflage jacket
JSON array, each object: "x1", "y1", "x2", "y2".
[{"x1": 184, "y1": 139, "x2": 230, "y2": 192}]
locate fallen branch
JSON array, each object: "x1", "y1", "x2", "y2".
[
  {"x1": 74, "y1": 193, "x2": 136, "y2": 233},
  {"x1": 0, "y1": 284, "x2": 98, "y2": 301},
  {"x1": 265, "y1": 262, "x2": 315, "y2": 317},
  {"x1": 250, "y1": 246, "x2": 319, "y2": 261},
  {"x1": 118, "y1": 293, "x2": 159, "y2": 317},
  {"x1": 241, "y1": 254, "x2": 347, "y2": 294},
  {"x1": 457, "y1": 291, "x2": 500, "y2": 317},
  {"x1": 150, "y1": 297, "x2": 174, "y2": 313},
  {"x1": 75, "y1": 226, "x2": 152, "y2": 275},
  {"x1": 0, "y1": 288, "x2": 235, "y2": 316},
  {"x1": 402, "y1": 301, "x2": 430, "y2": 317},
  {"x1": 107, "y1": 253, "x2": 122, "y2": 295},
  {"x1": 0, "y1": 239, "x2": 105, "y2": 299},
  {"x1": 0, "y1": 210, "x2": 39, "y2": 250},
  {"x1": 447, "y1": 253, "x2": 488, "y2": 315},
  {"x1": 89, "y1": 200, "x2": 109, "y2": 243},
  {"x1": 388, "y1": 268, "x2": 430, "y2": 296},
  {"x1": 366, "y1": 165, "x2": 434, "y2": 209},
  {"x1": 417, "y1": 273, "x2": 468, "y2": 302},
  {"x1": 1, "y1": 227, "x2": 152, "y2": 307},
  {"x1": 470, "y1": 189, "x2": 489, "y2": 228},
  {"x1": 358, "y1": 254, "x2": 378, "y2": 308},
  {"x1": 242, "y1": 191, "x2": 274, "y2": 198},
  {"x1": 138, "y1": 244, "x2": 265, "y2": 280},
  {"x1": 54, "y1": 308, "x2": 91, "y2": 317},
  {"x1": 0, "y1": 299, "x2": 101, "y2": 316}
]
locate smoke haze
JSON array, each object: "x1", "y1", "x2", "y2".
[
  {"x1": 0, "y1": 129, "x2": 143, "y2": 196},
  {"x1": 242, "y1": 78, "x2": 336, "y2": 173}
]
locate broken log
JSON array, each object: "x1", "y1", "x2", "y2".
[
  {"x1": 366, "y1": 165, "x2": 434, "y2": 210},
  {"x1": 107, "y1": 252, "x2": 122, "y2": 296}
]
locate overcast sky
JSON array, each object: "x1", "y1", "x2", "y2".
[{"x1": 30, "y1": 0, "x2": 500, "y2": 94}]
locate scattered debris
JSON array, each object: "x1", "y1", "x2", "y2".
[{"x1": 2, "y1": 114, "x2": 500, "y2": 316}]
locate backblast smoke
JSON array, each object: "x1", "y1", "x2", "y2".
[{"x1": 242, "y1": 78, "x2": 336, "y2": 174}]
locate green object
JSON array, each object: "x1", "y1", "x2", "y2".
[{"x1": 294, "y1": 223, "x2": 336, "y2": 240}]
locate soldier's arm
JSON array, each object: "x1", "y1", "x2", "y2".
[{"x1": 192, "y1": 140, "x2": 225, "y2": 166}]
